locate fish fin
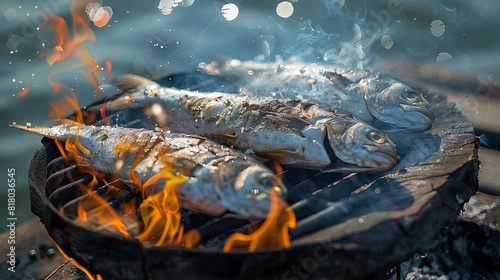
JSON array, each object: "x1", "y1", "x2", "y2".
[
  {"x1": 211, "y1": 133, "x2": 237, "y2": 140},
  {"x1": 320, "y1": 167, "x2": 360, "y2": 173},
  {"x1": 257, "y1": 149, "x2": 297, "y2": 163},
  {"x1": 324, "y1": 117, "x2": 356, "y2": 139},
  {"x1": 264, "y1": 112, "x2": 312, "y2": 133},
  {"x1": 204, "y1": 133, "x2": 236, "y2": 148},
  {"x1": 87, "y1": 75, "x2": 163, "y2": 112},
  {"x1": 321, "y1": 166, "x2": 387, "y2": 173},
  {"x1": 221, "y1": 212, "x2": 247, "y2": 220},
  {"x1": 111, "y1": 74, "x2": 161, "y2": 93},
  {"x1": 321, "y1": 160, "x2": 389, "y2": 173},
  {"x1": 299, "y1": 103, "x2": 316, "y2": 118},
  {"x1": 324, "y1": 72, "x2": 354, "y2": 87}
]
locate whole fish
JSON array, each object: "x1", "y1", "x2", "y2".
[
  {"x1": 200, "y1": 59, "x2": 434, "y2": 132},
  {"x1": 10, "y1": 123, "x2": 286, "y2": 220},
  {"x1": 94, "y1": 74, "x2": 398, "y2": 173}
]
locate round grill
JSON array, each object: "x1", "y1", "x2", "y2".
[{"x1": 27, "y1": 71, "x2": 478, "y2": 279}]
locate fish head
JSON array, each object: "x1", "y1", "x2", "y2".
[
  {"x1": 363, "y1": 78, "x2": 434, "y2": 132},
  {"x1": 217, "y1": 162, "x2": 287, "y2": 220},
  {"x1": 325, "y1": 120, "x2": 398, "y2": 172}
]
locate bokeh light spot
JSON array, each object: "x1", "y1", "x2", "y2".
[
  {"x1": 158, "y1": 0, "x2": 182, "y2": 15},
  {"x1": 86, "y1": 3, "x2": 100, "y2": 19},
  {"x1": 436, "y1": 52, "x2": 452, "y2": 62},
  {"x1": 93, "y1": 8, "x2": 111, "y2": 27},
  {"x1": 221, "y1": 3, "x2": 239, "y2": 21},
  {"x1": 86, "y1": 3, "x2": 113, "y2": 27},
  {"x1": 276, "y1": 2, "x2": 294, "y2": 18},
  {"x1": 430, "y1": 20, "x2": 445, "y2": 37},
  {"x1": 381, "y1": 35, "x2": 393, "y2": 49},
  {"x1": 459, "y1": 54, "x2": 472, "y2": 70},
  {"x1": 179, "y1": 0, "x2": 195, "y2": 7},
  {"x1": 4, "y1": 8, "x2": 17, "y2": 21}
]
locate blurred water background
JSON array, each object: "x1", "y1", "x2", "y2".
[{"x1": 1, "y1": 0, "x2": 499, "y2": 229}]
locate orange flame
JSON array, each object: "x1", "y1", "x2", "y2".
[
  {"x1": 53, "y1": 126, "x2": 90, "y2": 166},
  {"x1": 55, "y1": 124, "x2": 295, "y2": 251},
  {"x1": 39, "y1": 0, "x2": 110, "y2": 122},
  {"x1": 40, "y1": 1, "x2": 296, "y2": 253},
  {"x1": 48, "y1": 90, "x2": 86, "y2": 123},
  {"x1": 135, "y1": 167, "x2": 187, "y2": 246},
  {"x1": 52, "y1": 123, "x2": 136, "y2": 240},
  {"x1": 223, "y1": 191, "x2": 296, "y2": 252},
  {"x1": 64, "y1": 94, "x2": 85, "y2": 124},
  {"x1": 40, "y1": 0, "x2": 101, "y2": 94},
  {"x1": 54, "y1": 125, "x2": 296, "y2": 251},
  {"x1": 103, "y1": 57, "x2": 113, "y2": 77},
  {"x1": 76, "y1": 190, "x2": 131, "y2": 238}
]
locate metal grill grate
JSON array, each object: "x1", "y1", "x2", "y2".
[{"x1": 27, "y1": 72, "x2": 478, "y2": 279}]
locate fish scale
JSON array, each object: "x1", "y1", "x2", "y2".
[
  {"x1": 10, "y1": 123, "x2": 286, "y2": 220},
  {"x1": 201, "y1": 59, "x2": 435, "y2": 132},
  {"x1": 96, "y1": 74, "x2": 398, "y2": 173}
]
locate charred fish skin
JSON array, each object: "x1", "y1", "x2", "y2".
[
  {"x1": 102, "y1": 75, "x2": 398, "y2": 172},
  {"x1": 10, "y1": 123, "x2": 286, "y2": 220},
  {"x1": 200, "y1": 59, "x2": 434, "y2": 132}
]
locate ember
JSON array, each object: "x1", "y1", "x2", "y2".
[{"x1": 17, "y1": 86, "x2": 30, "y2": 98}]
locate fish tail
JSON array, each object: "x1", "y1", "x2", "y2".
[
  {"x1": 9, "y1": 124, "x2": 57, "y2": 138},
  {"x1": 8, "y1": 122, "x2": 80, "y2": 140},
  {"x1": 111, "y1": 74, "x2": 159, "y2": 93},
  {"x1": 87, "y1": 74, "x2": 161, "y2": 111}
]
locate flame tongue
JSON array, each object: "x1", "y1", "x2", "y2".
[
  {"x1": 223, "y1": 191, "x2": 296, "y2": 252},
  {"x1": 135, "y1": 168, "x2": 186, "y2": 246},
  {"x1": 51, "y1": 118, "x2": 296, "y2": 251},
  {"x1": 76, "y1": 189, "x2": 131, "y2": 239},
  {"x1": 35, "y1": 1, "x2": 296, "y2": 252},
  {"x1": 55, "y1": 122, "x2": 296, "y2": 251}
]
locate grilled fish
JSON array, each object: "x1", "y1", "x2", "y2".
[
  {"x1": 95, "y1": 74, "x2": 398, "y2": 172},
  {"x1": 10, "y1": 123, "x2": 286, "y2": 220},
  {"x1": 200, "y1": 59, "x2": 434, "y2": 132}
]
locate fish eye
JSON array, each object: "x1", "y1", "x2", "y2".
[
  {"x1": 368, "y1": 130, "x2": 385, "y2": 144},
  {"x1": 259, "y1": 173, "x2": 276, "y2": 189},
  {"x1": 403, "y1": 91, "x2": 421, "y2": 103}
]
